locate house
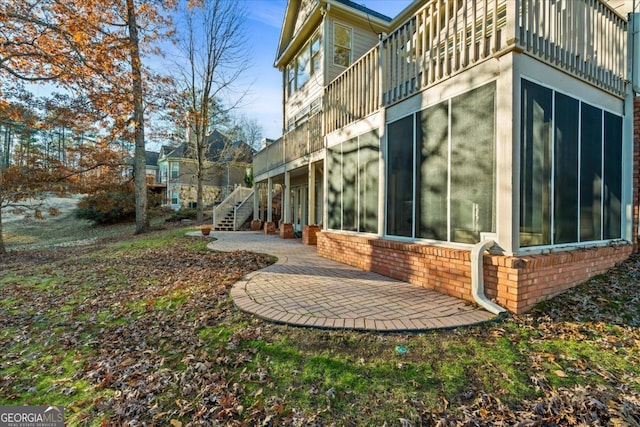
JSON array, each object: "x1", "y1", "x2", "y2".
[
  {"x1": 145, "y1": 151, "x2": 160, "y2": 181},
  {"x1": 252, "y1": 0, "x2": 638, "y2": 314},
  {"x1": 158, "y1": 129, "x2": 253, "y2": 210}
]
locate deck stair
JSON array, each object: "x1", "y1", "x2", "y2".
[{"x1": 213, "y1": 186, "x2": 254, "y2": 231}]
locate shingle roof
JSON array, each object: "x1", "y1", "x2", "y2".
[
  {"x1": 146, "y1": 151, "x2": 159, "y2": 167},
  {"x1": 159, "y1": 130, "x2": 254, "y2": 163}
]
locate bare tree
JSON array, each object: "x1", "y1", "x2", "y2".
[
  {"x1": 226, "y1": 115, "x2": 263, "y2": 152},
  {"x1": 172, "y1": 0, "x2": 251, "y2": 224}
]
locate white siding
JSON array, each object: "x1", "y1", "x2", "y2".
[{"x1": 326, "y1": 17, "x2": 380, "y2": 83}]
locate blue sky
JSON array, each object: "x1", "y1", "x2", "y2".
[
  {"x1": 24, "y1": 0, "x2": 412, "y2": 144},
  {"x1": 240, "y1": 0, "x2": 412, "y2": 139}
]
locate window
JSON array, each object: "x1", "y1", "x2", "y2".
[
  {"x1": 386, "y1": 83, "x2": 496, "y2": 244},
  {"x1": 170, "y1": 162, "x2": 179, "y2": 180},
  {"x1": 288, "y1": 32, "x2": 321, "y2": 96},
  {"x1": 287, "y1": 66, "x2": 295, "y2": 96},
  {"x1": 311, "y1": 33, "x2": 321, "y2": 75},
  {"x1": 159, "y1": 163, "x2": 168, "y2": 183},
  {"x1": 580, "y1": 104, "x2": 602, "y2": 242},
  {"x1": 359, "y1": 131, "x2": 379, "y2": 233},
  {"x1": 554, "y1": 93, "x2": 579, "y2": 244},
  {"x1": 520, "y1": 80, "x2": 552, "y2": 246},
  {"x1": 342, "y1": 137, "x2": 358, "y2": 231},
  {"x1": 333, "y1": 24, "x2": 351, "y2": 67},
  {"x1": 603, "y1": 112, "x2": 622, "y2": 240},
  {"x1": 327, "y1": 130, "x2": 380, "y2": 233},
  {"x1": 327, "y1": 144, "x2": 342, "y2": 230},
  {"x1": 296, "y1": 47, "x2": 311, "y2": 89},
  {"x1": 449, "y1": 83, "x2": 496, "y2": 243},
  {"x1": 171, "y1": 190, "x2": 178, "y2": 205},
  {"x1": 519, "y1": 79, "x2": 623, "y2": 247},
  {"x1": 417, "y1": 102, "x2": 448, "y2": 240},
  {"x1": 387, "y1": 116, "x2": 414, "y2": 237}
]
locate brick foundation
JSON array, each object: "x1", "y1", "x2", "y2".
[
  {"x1": 279, "y1": 223, "x2": 294, "y2": 239},
  {"x1": 263, "y1": 221, "x2": 276, "y2": 234},
  {"x1": 317, "y1": 232, "x2": 633, "y2": 314},
  {"x1": 251, "y1": 220, "x2": 262, "y2": 231},
  {"x1": 302, "y1": 225, "x2": 321, "y2": 245}
]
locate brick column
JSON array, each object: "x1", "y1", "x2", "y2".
[
  {"x1": 279, "y1": 223, "x2": 294, "y2": 239},
  {"x1": 303, "y1": 225, "x2": 320, "y2": 245}
]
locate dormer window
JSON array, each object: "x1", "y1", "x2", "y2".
[
  {"x1": 287, "y1": 31, "x2": 321, "y2": 96},
  {"x1": 333, "y1": 23, "x2": 352, "y2": 67}
]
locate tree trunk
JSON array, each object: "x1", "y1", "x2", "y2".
[
  {"x1": 196, "y1": 139, "x2": 205, "y2": 224},
  {"x1": 127, "y1": 0, "x2": 149, "y2": 234},
  {"x1": 0, "y1": 204, "x2": 6, "y2": 256},
  {"x1": 0, "y1": 201, "x2": 7, "y2": 258}
]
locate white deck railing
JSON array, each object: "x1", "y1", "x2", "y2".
[
  {"x1": 212, "y1": 186, "x2": 253, "y2": 229},
  {"x1": 515, "y1": 0, "x2": 627, "y2": 96},
  {"x1": 326, "y1": 0, "x2": 627, "y2": 131},
  {"x1": 258, "y1": 0, "x2": 628, "y2": 168},
  {"x1": 383, "y1": 0, "x2": 507, "y2": 104},
  {"x1": 232, "y1": 189, "x2": 255, "y2": 230},
  {"x1": 325, "y1": 47, "x2": 381, "y2": 134}
]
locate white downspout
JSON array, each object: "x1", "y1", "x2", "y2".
[{"x1": 471, "y1": 238, "x2": 507, "y2": 315}]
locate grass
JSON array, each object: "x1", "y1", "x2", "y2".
[
  {"x1": 238, "y1": 328, "x2": 535, "y2": 423},
  {"x1": 1, "y1": 208, "x2": 639, "y2": 425}
]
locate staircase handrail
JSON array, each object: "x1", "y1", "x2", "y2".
[
  {"x1": 213, "y1": 186, "x2": 252, "y2": 228},
  {"x1": 233, "y1": 189, "x2": 255, "y2": 230}
]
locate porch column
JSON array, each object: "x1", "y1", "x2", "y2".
[
  {"x1": 264, "y1": 178, "x2": 276, "y2": 234},
  {"x1": 267, "y1": 178, "x2": 273, "y2": 222},
  {"x1": 250, "y1": 183, "x2": 262, "y2": 231},
  {"x1": 253, "y1": 184, "x2": 260, "y2": 221},
  {"x1": 496, "y1": 54, "x2": 515, "y2": 254},
  {"x1": 308, "y1": 162, "x2": 316, "y2": 224},
  {"x1": 303, "y1": 163, "x2": 320, "y2": 245},
  {"x1": 283, "y1": 170, "x2": 291, "y2": 223},
  {"x1": 279, "y1": 171, "x2": 294, "y2": 238}
]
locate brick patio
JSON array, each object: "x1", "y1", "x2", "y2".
[{"x1": 204, "y1": 231, "x2": 497, "y2": 332}]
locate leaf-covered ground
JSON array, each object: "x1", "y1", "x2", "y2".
[{"x1": 0, "y1": 227, "x2": 639, "y2": 426}]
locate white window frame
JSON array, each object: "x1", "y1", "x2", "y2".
[
  {"x1": 518, "y1": 77, "x2": 624, "y2": 251},
  {"x1": 333, "y1": 23, "x2": 352, "y2": 67},
  {"x1": 287, "y1": 30, "x2": 322, "y2": 97},
  {"x1": 170, "y1": 162, "x2": 179, "y2": 180}
]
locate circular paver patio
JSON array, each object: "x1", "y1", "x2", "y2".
[{"x1": 205, "y1": 231, "x2": 497, "y2": 332}]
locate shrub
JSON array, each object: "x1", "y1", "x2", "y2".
[
  {"x1": 164, "y1": 208, "x2": 198, "y2": 223},
  {"x1": 75, "y1": 185, "x2": 136, "y2": 224}
]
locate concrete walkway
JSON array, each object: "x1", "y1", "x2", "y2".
[{"x1": 206, "y1": 231, "x2": 496, "y2": 332}]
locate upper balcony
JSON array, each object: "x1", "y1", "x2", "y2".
[
  {"x1": 255, "y1": 0, "x2": 628, "y2": 175},
  {"x1": 254, "y1": 111, "x2": 322, "y2": 177}
]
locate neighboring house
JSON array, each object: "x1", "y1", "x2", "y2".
[
  {"x1": 158, "y1": 129, "x2": 253, "y2": 210},
  {"x1": 145, "y1": 151, "x2": 160, "y2": 184},
  {"x1": 145, "y1": 151, "x2": 167, "y2": 202},
  {"x1": 253, "y1": 0, "x2": 639, "y2": 314}
]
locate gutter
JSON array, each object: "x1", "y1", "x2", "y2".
[{"x1": 471, "y1": 236, "x2": 507, "y2": 315}]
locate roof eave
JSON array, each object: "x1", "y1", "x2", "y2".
[{"x1": 275, "y1": 0, "x2": 392, "y2": 70}]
